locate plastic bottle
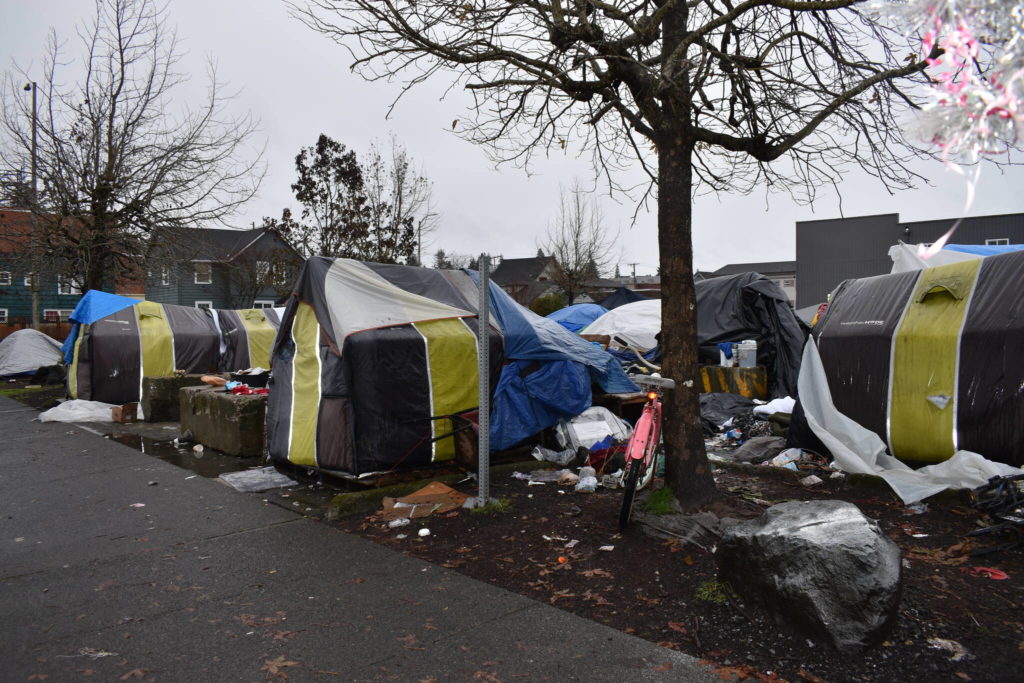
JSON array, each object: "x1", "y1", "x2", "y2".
[{"x1": 575, "y1": 466, "x2": 598, "y2": 493}]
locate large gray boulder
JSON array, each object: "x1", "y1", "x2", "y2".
[{"x1": 716, "y1": 500, "x2": 901, "y2": 651}]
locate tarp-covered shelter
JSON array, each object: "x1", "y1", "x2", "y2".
[
  {"x1": 0, "y1": 329, "x2": 64, "y2": 377},
  {"x1": 266, "y1": 258, "x2": 637, "y2": 476},
  {"x1": 582, "y1": 273, "x2": 808, "y2": 397},
  {"x1": 889, "y1": 241, "x2": 1024, "y2": 273},
  {"x1": 546, "y1": 303, "x2": 608, "y2": 333},
  {"x1": 597, "y1": 286, "x2": 649, "y2": 310},
  {"x1": 64, "y1": 290, "x2": 282, "y2": 404},
  {"x1": 795, "y1": 249, "x2": 1024, "y2": 469}
]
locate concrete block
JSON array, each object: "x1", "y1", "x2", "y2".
[
  {"x1": 142, "y1": 375, "x2": 222, "y2": 422},
  {"x1": 179, "y1": 386, "x2": 267, "y2": 457}
]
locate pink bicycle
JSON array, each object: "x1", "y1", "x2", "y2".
[{"x1": 619, "y1": 374, "x2": 674, "y2": 530}]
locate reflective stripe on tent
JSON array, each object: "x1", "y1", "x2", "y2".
[
  {"x1": 288, "y1": 301, "x2": 322, "y2": 467},
  {"x1": 413, "y1": 318, "x2": 480, "y2": 462},
  {"x1": 889, "y1": 259, "x2": 981, "y2": 462}
]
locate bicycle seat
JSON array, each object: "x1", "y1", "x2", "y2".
[{"x1": 635, "y1": 375, "x2": 675, "y2": 390}]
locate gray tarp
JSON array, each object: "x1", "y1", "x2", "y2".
[{"x1": 0, "y1": 329, "x2": 63, "y2": 377}]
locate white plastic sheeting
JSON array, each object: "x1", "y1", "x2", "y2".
[
  {"x1": 38, "y1": 399, "x2": 117, "y2": 423},
  {"x1": 580, "y1": 299, "x2": 661, "y2": 351},
  {"x1": 797, "y1": 338, "x2": 1022, "y2": 504},
  {"x1": 753, "y1": 396, "x2": 796, "y2": 417},
  {"x1": 0, "y1": 329, "x2": 63, "y2": 377},
  {"x1": 888, "y1": 242, "x2": 980, "y2": 273}
]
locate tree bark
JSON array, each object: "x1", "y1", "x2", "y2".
[{"x1": 658, "y1": 3, "x2": 718, "y2": 509}]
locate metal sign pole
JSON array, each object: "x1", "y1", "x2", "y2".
[{"x1": 476, "y1": 254, "x2": 491, "y2": 505}]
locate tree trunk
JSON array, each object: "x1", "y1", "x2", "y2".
[
  {"x1": 658, "y1": 138, "x2": 719, "y2": 509},
  {"x1": 657, "y1": 3, "x2": 718, "y2": 509}
]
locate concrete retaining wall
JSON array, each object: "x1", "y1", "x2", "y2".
[
  {"x1": 142, "y1": 375, "x2": 221, "y2": 422},
  {"x1": 179, "y1": 386, "x2": 267, "y2": 457}
]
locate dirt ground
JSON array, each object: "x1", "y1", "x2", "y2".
[{"x1": 335, "y1": 460, "x2": 1024, "y2": 683}]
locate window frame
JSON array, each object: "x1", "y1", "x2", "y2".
[
  {"x1": 193, "y1": 261, "x2": 213, "y2": 285},
  {"x1": 56, "y1": 275, "x2": 76, "y2": 296},
  {"x1": 985, "y1": 238, "x2": 1009, "y2": 246},
  {"x1": 252, "y1": 300, "x2": 274, "y2": 309},
  {"x1": 194, "y1": 300, "x2": 213, "y2": 310},
  {"x1": 23, "y1": 274, "x2": 32, "y2": 287},
  {"x1": 0, "y1": 271, "x2": 10, "y2": 286},
  {"x1": 0, "y1": 308, "x2": 7, "y2": 323},
  {"x1": 43, "y1": 309, "x2": 74, "y2": 322},
  {"x1": 161, "y1": 266, "x2": 170, "y2": 286}
]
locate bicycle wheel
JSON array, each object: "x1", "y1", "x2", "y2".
[{"x1": 619, "y1": 458, "x2": 645, "y2": 531}]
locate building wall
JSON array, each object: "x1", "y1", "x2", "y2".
[{"x1": 795, "y1": 213, "x2": 1024, "y2": 307}]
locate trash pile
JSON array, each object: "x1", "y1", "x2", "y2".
[{"x1": 967, "y1": 474, "x2": 1024, "y2": 555}]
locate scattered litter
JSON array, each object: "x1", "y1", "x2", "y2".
[
  {"x1": 830, "y1": 471, "x2": 846, "y2": 480},
  {"x1": 531, "y1": 444, "x2": 578, "y2": 466},
  {"x1": 557, "y1": 556, "x2": 568, "y2": 564},
  {"x1": 395, "y1": 534, "x2": 407, "y2": 540},
  {"x1": 129, "y1": 503, "x2": 145, "y2": 509},
  {"x1": 527, "y1": 480, "x2": 545, "y2": 486},
  {"x1": 418, "y1": 528, "x2": 431, "y2": 537},
  {"x1": 193, "y1": 444, "x2": 204, "y2": 455},
  {"x1": 388, "y1": 518, "x2": 410, "y2": 529},
  {"x1": 219, "y1": 467, "x2": 297, "y2": 493},
  {"x1": 512, "y1": 469, "x2": 575, "y2": 484},
  {"x1": 905, "y1": 503, "x2": 928, "y2": 515},
  {"x1": 764, "y1": 449, "x2": 801, "y2": 471},
  {"x1": 200, "y1": 375, "x2": 227, "y2": 386},
  {"x1": 800, "y1": 475, "x2": 823, "y2": 487},
  {"x1": 558, "y1": 471, "x2": 579, "y2": 486},
  {"x1": 380, "y1": 482, "x2": 468, "y2": 521},
  {"x1": 566, "y1": 505, "x2": 582, "y2": 517},
  {"x1": 542, "y1": 534, "x2": 568, "y2": 542},
  {"x1": 185, "y1": 475, "x2": 197, "y2": 480},
  {"x1": 598, "y1": 545, "x2": 614, "y2": 552},
  {"x1": 147, "y1": 481, "x2": 158, "y2": 486},
  {"x1": 927, "y1": 637, "x2": 972, "y2": 661},
  {"x1": 575, "y1": 466, "x2": 598, "y2": 493},
  {"x1": 961, "y1": 566, "x2": 1009, "y2": 580},
  {"x1": 752, "y1": 396, "x2": 796, "y2": 417},
  {"x1": 554, "y1": 406, "x2": 632, "y2": 453},
  {"x1": 911, "y1": 533, "x2": 929, "y2": 538},
  {"x1": 564, "y1": 539, "x2": 579, "y2": 549},
  {"x1": 38, "y1": 400, "x2": 117, "y2": 423},
  {"x1": 599, "y1": 472, "x2": 622, "y2": 489}
]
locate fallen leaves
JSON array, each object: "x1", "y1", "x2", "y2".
[
  {"x1": 261, "y1": 655, "x2": 300, "y2": 678},
  {"x1": 579, "y1": 568, "x2": 612, "y2": 579},
  {"x1": 667, "y1": 621, "x2": 688, "y2": 634},
  {"x1": 119, "y1": 669, "x2": 146, "y2": 680}
]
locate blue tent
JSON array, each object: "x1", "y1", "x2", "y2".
[
  {"x1": 468, "y1": 273, "x2": 638, "y2": 450},
  {"x1": 61, "y1": 290, "x2": 141, "y2": 363},
  {"x1": 944, "y1": 244, "x2": 1024, "y2": 257},
  {"x1": 546, "y1": 303, "x2": 608, "y2": 333}
]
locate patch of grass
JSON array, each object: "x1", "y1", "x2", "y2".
[
  {"x1": 642, "y1": 486, "x2": 676, "y2": 515},
  {"x1": 470, "y1": 497, "x2": 513, "y2": 515},
  {"x1": 695, "y1": 578, "x2": 730, "y2": 604}
]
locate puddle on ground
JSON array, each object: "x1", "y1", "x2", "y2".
[{"x1": 105, "y1": 432, "x2": 256, "y2": 479}]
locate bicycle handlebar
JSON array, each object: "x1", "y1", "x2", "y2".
[{"x1": 635, "y1": 375, "x2": 675, "y2": 390}]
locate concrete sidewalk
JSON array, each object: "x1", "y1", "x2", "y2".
[{"x1": 0, "y1": 396, "x2": 715, "y2": 682}]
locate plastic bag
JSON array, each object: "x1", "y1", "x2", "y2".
[
  {"x1": 575, "y1": 466, "x2": 598, "y2": 493},
  {"x1": 531, "y1": 445, "x2": 578, "y2": 466},
  {"x1": 554, "y1": 406, "x2": 632, "y2": 452},
  {"x1": 38, "y1": 399, "x2": 117, "y2": 423}
]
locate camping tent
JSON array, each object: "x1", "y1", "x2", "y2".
[
  {"x1": 64, "y1": 290, "x2": 283, "y2": 404},
  {"x1": 265, "y1": 258, "x2": 637, "y2": 476},
  {"x1": 582, "y1": 273, "x2": 808, "y2": 397},
  {"x1": 796, "y1": 249, "x2": 1024, "y2": 468},
  {"x1": 597, "y1": 286, "x2": 649, "y2": 310},
  {"x1": 546, "y1": 303, "x2": 608, "y2": 333},
  {"x1": 0, "y1": 329, "x2": 64, "y2": 377},
  {"x1": 889, "y1": 242, "x2": 1024, "y2": 272}
]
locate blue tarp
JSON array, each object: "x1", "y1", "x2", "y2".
[
  {"x1": 467, "y1": 272, "x2": 638, "y2": 450},
  {"x1": 61, "y1": 290, "x2": 141, "y2": 363},
  {"x1": 944, "y1": 244, "x2": 1024, "y2": 257},
  {"x1": 546, "y1": 303, "x2": 608, "y2": 333}
]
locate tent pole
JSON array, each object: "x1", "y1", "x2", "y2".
[{"x1": 477, "y1": 254, "x2": 491, "y2": 504}]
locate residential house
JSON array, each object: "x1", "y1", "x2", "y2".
[
  {"x1": 0, "y1": 207, "x2": 143, "y2": 337},
  {"x1": 707, "y1": 261, "x2": 796, "y2": 306},
  {"x1": 145, "y1": 226, "x2": 302, "y2": 310},
  {"x1": 795, "y1": 212, "x2": 1024, "y2": 307},
  {"x1": 490, "y1": 255, "x2": 562, "y2": 306}
]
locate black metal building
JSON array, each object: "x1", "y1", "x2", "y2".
[{"x1": 795, "y1": 212, "x2": 1024, "y2": 307}]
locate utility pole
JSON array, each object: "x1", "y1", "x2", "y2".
[
  {"x1": 627, "y1": 262, "x2": 638, "y2": 287},
  {"x1": 24, "y1": 82, "x2": 40, "y2": 329}
]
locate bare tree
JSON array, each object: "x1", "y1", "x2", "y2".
[
  {"x1": 540, "y1": 181, "x2": 619, "y2": 304},
  {"x1": 0, "y1": 0, "x2": 264, "y2": 293},
  {"x1": 362, "y1": 135, "x2": 439, "y2": 264},
  {"x1": 292, "y1": 0, "x2": 959, "y2": 507}
]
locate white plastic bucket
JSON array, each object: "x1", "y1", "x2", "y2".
[{"x1": 736, "y1": 340, "x2": 758, "y2": 368}]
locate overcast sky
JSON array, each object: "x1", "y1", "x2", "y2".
[{"x1": 3, "y1": 0, "x2": 1022, "y2": 275}]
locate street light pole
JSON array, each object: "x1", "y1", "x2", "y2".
[{"x1": 24, "y1": 82, "x2": 40, "y2": 329}]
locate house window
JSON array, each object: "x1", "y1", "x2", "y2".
[
  {"x1": 985, "y1": 238, "x2": 1009, "y2": 245},
  {"x1": 273, "y1": 264, "x2": 289, "y2": 286},
  {"x1": 161, "y1": 266, "x2": 170, "y2": 286},
  {"x1": 782, "y1": 278, "x2": 795, "y2": 287},
  {"x1": 256, "y1": 261, "x2": 270, "y2": 284},
  {"x1": 194, "y1": 262, "x2": 212, "y2": 285},
  {"x1": 253, "y1": 300, "x2": 274, "y2": 309},
  {"x1": 23, "y1": 273, "x2": 32, "y2": 287},
  {"x1": 43, "y1": 309, "x2": 73, "y2": 322},
  {"x1": 57, "y1": 275, "x2": 77, "y2": 295},
  {"x1": 194, "y1": 301, "x2": 213, "y2": 310},
  {"x1": 0, "y1": 309, "x2": 7, "y2": 323},
  {"x1": 0, "y1": 271, "x2": 10, "y2": 285}
]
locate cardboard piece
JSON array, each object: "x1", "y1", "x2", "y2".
[{"x1": 380, "y1": 482, "x2": 469, "y2": 521}]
